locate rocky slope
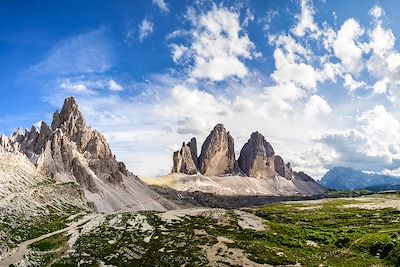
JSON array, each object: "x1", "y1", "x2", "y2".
[
  {"x1": 0, "y1": 97, "x2": 174, "y2": 213},
  {"x1": 0, "y1": 152, "x2": 92, "y2": 261},
  {"x1": 319, "y1": 166, "x2": 400, "y2": 191},
  {"x1": 164, "y1": 124, "x2": 326, "y2": 196}
]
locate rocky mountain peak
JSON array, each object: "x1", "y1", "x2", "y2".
[
  {"x1": 274, "y1": 155, "x2": 293, "y2": 180},
  {"x1": 238, "y1": 131, "x2": 275, "y2": 179},
  {"x1": 0, "y1": 97, "x2": 172, "y2": 213},
  {"x1": 172, "y1": 138, "x2": 198, "y2": 175},
  {"x1": 171, "y1": 125, "x2": 316, "y2": 183},
  {"x1": 51, "y1": 96, "x2": 86, "y2": 131},
  {"x1": 52, "y1": 98, "x2": 84, "y2": 140},
  {"x1": 198, "y1": 123, "x2": 236, "y2": 176}
]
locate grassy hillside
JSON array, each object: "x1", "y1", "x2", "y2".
[{"x1": 6, "y1": 193, "x2": 399, "y2": 266}]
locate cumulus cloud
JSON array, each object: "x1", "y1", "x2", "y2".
[
  {"x1": 304, "y1": 95, "x2": 332, "y2": 118},
  {"x1": 371, "y1": 79, "x2": 388, "y2": 95},
  {"x1": 170, "y1": 5, "x2": 255, "y2": 81},
  {"x1": 271, "y1": 48, "x2": 318, "y2": 90},
  {"x1": 139, "y1": 19, "x2": 154, "y2": 42},
  {"x1": 317, "y1": 105, "x2": 400, "y2": 173},
  {"x1": 36, "y1": 1, "x2": 400, "y2": 179},
  {"x1": 292, "y1": 0, "x2": 320, "y2": 38},
  {"x1": 343, "y1": 74, "x2": 365, "y2": 91},
  {"x1": 152, "y1": 0, "x2": 169, "y2": 13},
  {"x1": 60, "y1": 82, "x2": 90, "y2": 93},
  {"x1": 364, "y1": 7, "x2": 400, "y2": 98},
  {"x1": 333, "y1": 18, "x2": 364, "y2": 74}
]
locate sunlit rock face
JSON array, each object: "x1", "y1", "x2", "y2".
[
  {"x1": 0, "y1": 97, "x2": 170, "y2": 212},
  {"x1": 198, "y1": 124, "x2": 236, "y2": 176},
  {"x1": 274, "y1": 155, "x2": 293, "y2": 180},
  {"x1": 237, "y1": 132, "x2": 276, "y2": 179},
  {"x1": 172, "y1": 138, "x2": 198, "y2": 175}
]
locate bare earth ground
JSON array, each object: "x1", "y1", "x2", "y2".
[{"x1": 142, "y1": 173, "x2": 326, "y2": 196}]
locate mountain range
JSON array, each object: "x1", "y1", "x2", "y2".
[
  {"x1": 319, "y1": 166, "x2": 400, "y2": 191},
  {"x1": 0, "y1": 97, "x2": 176, "y2": 213},
  {"x1": 145, "y1": 124, "x2": 327, "y2": 196}
]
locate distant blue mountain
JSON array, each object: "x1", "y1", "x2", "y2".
[{"x1": 319, "y1": 167, "x2": 400, "y2": 191}]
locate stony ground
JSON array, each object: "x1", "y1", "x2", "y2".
[{"x1": 2, "y1": 193, "x2": 400, "y2": 266}]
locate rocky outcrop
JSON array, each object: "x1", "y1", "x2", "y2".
[
  {"x1": 0, "y1": 97, "x2": 127, "y2": 191},
  {"x1": 238, "y1": 132, "x2": 275, "y2": 179},
  {"x1": 0, "y1": 96, "x2": 172, "y2": 212},
  {"x1": 198, "y1": 124, "x2": 236, "y2": 176},
  {"x1": 170, "y1": 124, "x2": 324, "y2": 198},
  {"x1": 274, "y1": 155, "x2": 293, "y2": 180},
  {"x1": 172, "y1": 138, "x2": 198, "y2": 175}
]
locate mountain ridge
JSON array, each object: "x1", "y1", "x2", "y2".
[
  {"x1": 149, "y1": 123, "x2": 327, "y2": 196},
  {"x1": 0, "y1": 97, "x2": 175, "y2": 213},
  {"x1": 319, "y1": 166, "x2": 400, "y2": 191}
]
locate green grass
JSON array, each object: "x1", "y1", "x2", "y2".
[
  {"x1": 29, "y1": 233, "x2": 69, "y2": 251},
  {"x1": 11, "y1": 194, "x2": 400, "y2": 266},
  {"x1": 243, "y1": 198, "x2": 400, "y2": 266}
]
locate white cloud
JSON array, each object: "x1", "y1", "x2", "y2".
[
  {"x1": 170, "y1": 5, "x2": 255, "y2": 81},
  {"x1": 271, "y1": 48, "x2": 318, "y2": 90},
  {"x1": 292, "y1": 0, "x2": 320, "y2": 38},
  {"x1": 317, "y1": 105, "x2": 400, "y2": 172},
  {"x1": 365, "y1": 13, "x2": 400, "y2": 96},
  {"x1": 304, "y1": 95, "x2": 332, "y2": 118},
  {"x1": 343, "y1": 74, "x2": 365, "y2": 91},
  {"x1": 242, "y1": 8, "x2": 255, "y2": 27},
  {"x1": 152, "y1": 0, "x2": 169, "y2": 13},
  {"x1": 139, "y1": 19, "x2": 154, "y2": 42},
  {"x1": 372, "y1": 79, "x2": 388, "y2": 95},
  {"x1": 108, "y1": 80, "x2": 124, "y2": 91},
  {"x1": 369, "y1": 5, "x2": 384, "y2": 21},
  {"x1": 37, "y1": 1, "x2": 400, "y2": 179},
  {"x1": 333, "y1": 18, "x2": 364, "y2": 74},
  {"x1": 170, "y1": 44, "x2": 189, "y2": 63},
  {"x1": 60, "y1": 82, "x2": 89, "y2": 93},
  {"x1": 265, "y1": 84, "x2": 305, "y2": 114}
]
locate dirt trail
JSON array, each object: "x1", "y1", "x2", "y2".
[{"x1": 0, "y1": 213, "x2": 97, "y2": 267}]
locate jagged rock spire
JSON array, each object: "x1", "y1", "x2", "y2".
[
  {"x1": 172, "y1": 138, "x2": 198, "y2": 175},
  {"x1": 198, "y1": 124, "x2": 236, "y2": 176},
  {"x1": 51, "y1": 96, "x2": 86, "y2": 131},
  {"x1": 274, "y1": 155, "x2": 293, "y2": 180}
]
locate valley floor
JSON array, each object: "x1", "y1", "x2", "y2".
[{"x1": 2, "y1": 193, "x2": 400, "y2": 266}]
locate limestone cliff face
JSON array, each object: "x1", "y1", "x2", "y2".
[
  {"x1": 27, "y1": 97, "x2": 127, "y2": 190},
  {"x1": 0, "y1": 97, "x2": 171, "y2": 212},
  {"x1": 274, "y1": 155, "x2": 293, "y2": 180},
  {"x1": 171, "y1": 125, "x2": 297, "y2": 180},
  {"x1": 238, "y1": 132, "x2": 276, "y2": 179},
  {"x1": 172, "y1": 138, "x2": 198, "y2": 175},
  {"x1": 198, "y1": 124, "x2": 236, "y2": 176}
]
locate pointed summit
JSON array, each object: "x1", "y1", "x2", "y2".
[
  {"x1": 238, "y1": 131, "x2": 275, "y2": 179},
  {"x1": 50, "y1": 96, "x2": 91, "y2": 152},
  {"x1": 172, "y1": 138, "x2": 198, "y2": 175},
  {"x1": 51, "y1": 96, "x2": 86, "y2": 132},
  {"x1": 198, "y1": 124, "x2": 236, "y2": 176}
]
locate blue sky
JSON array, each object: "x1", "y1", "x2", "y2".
[{"x1": 2, "y1": 0, "x2": 400, "y2": 178}]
